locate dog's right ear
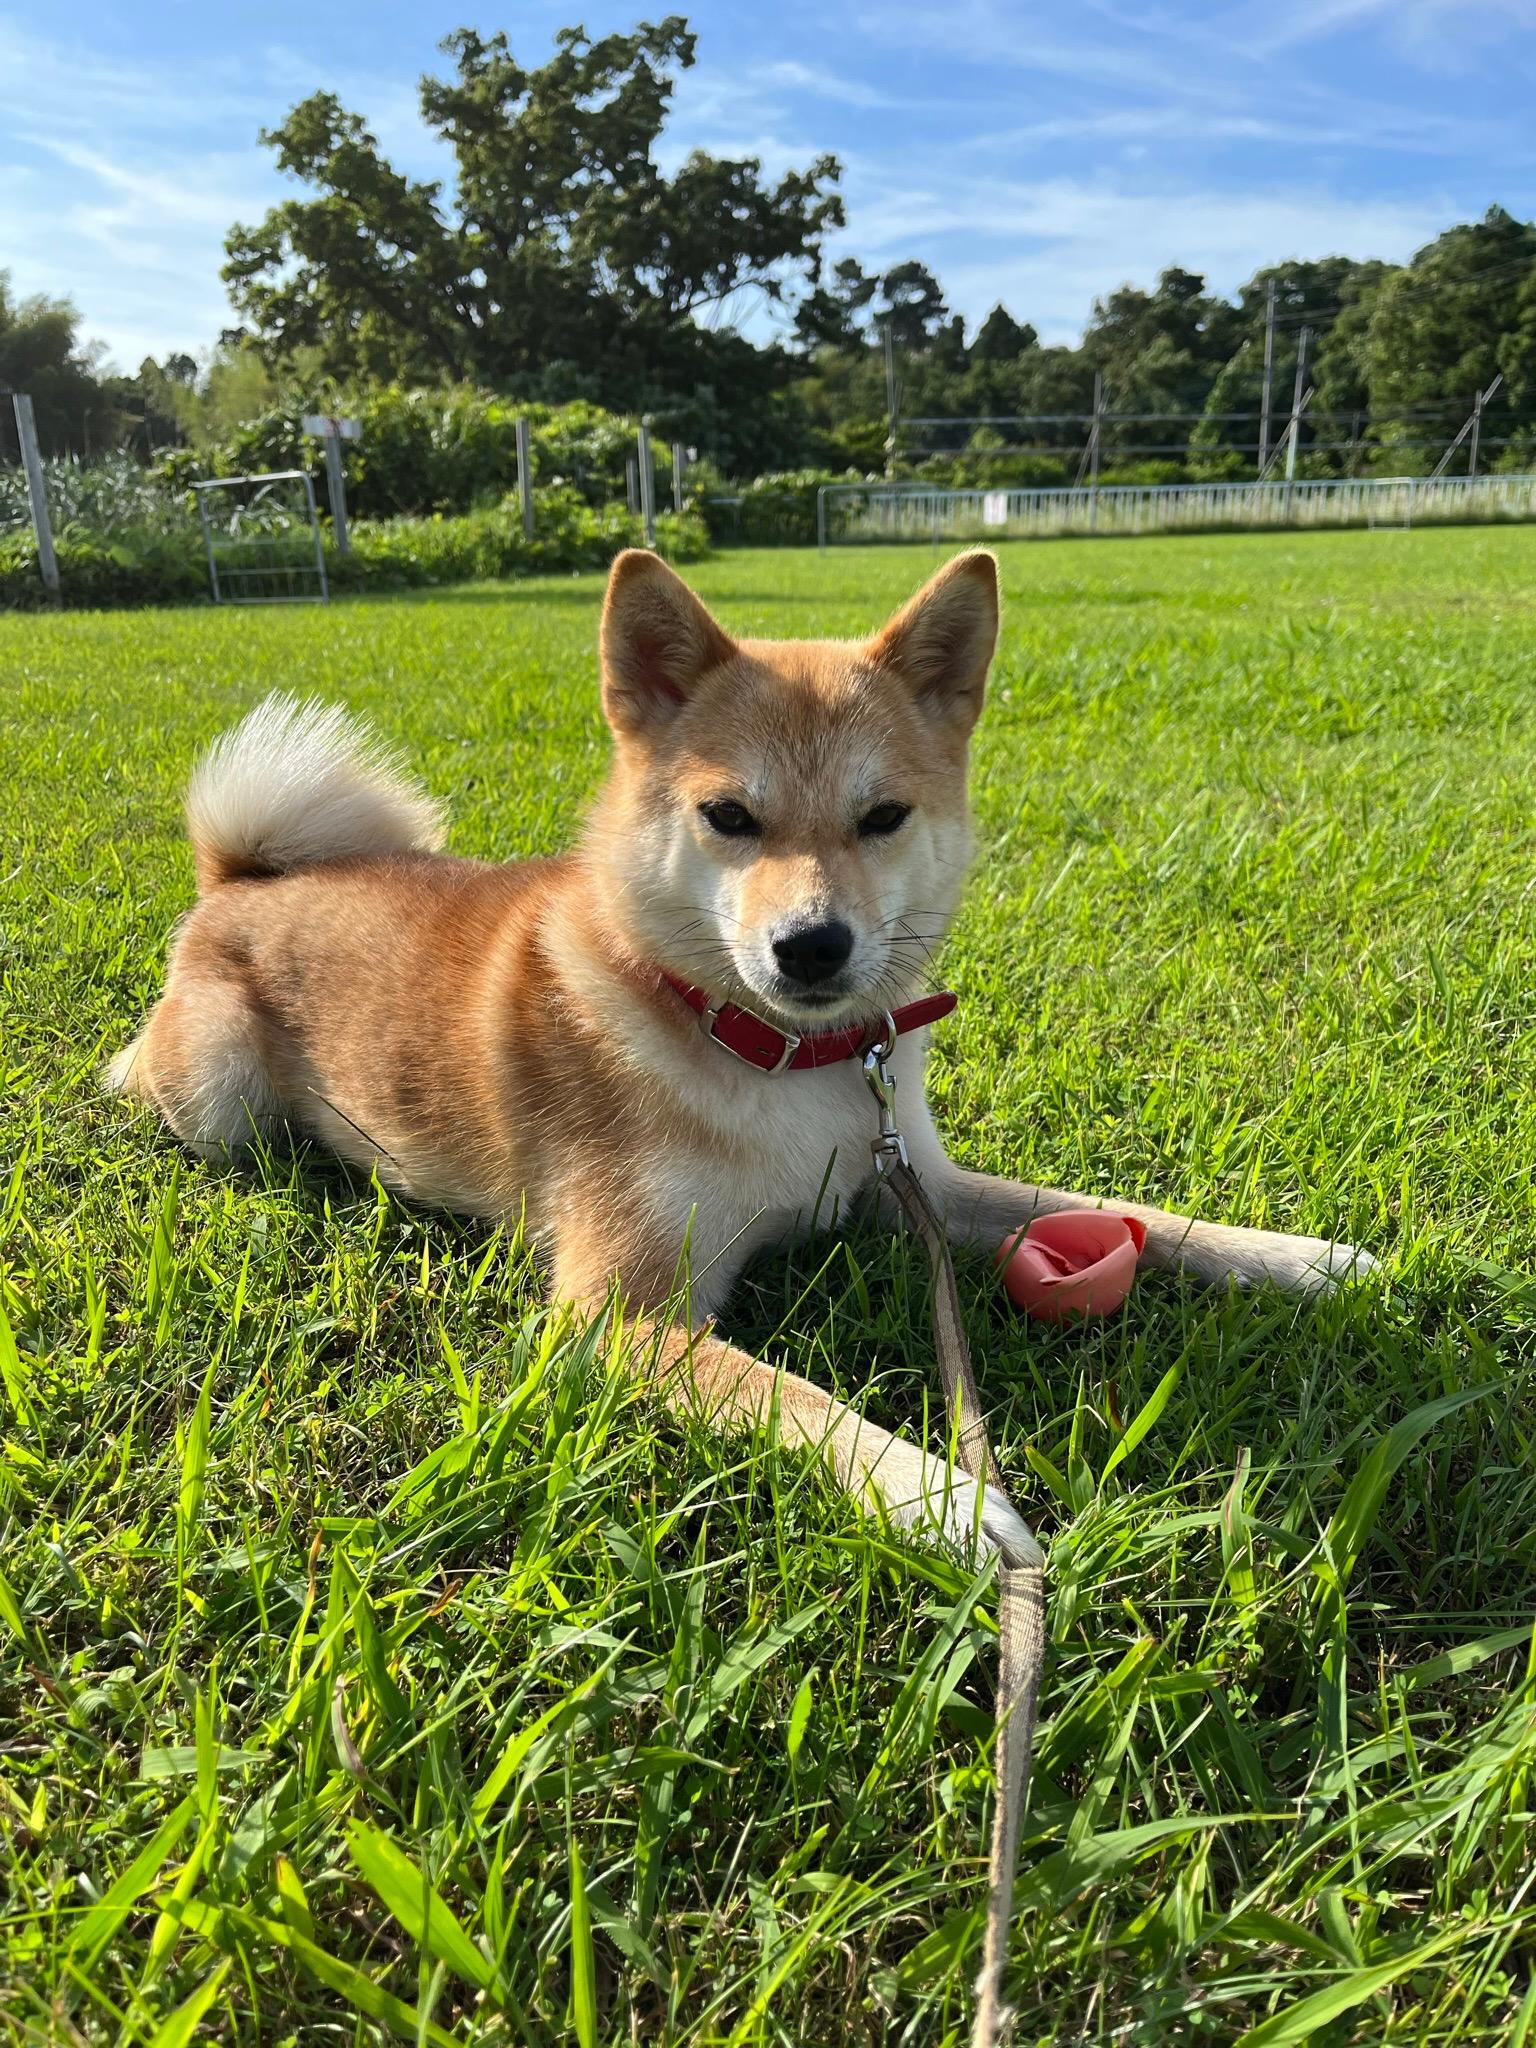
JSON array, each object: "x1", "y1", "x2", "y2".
[{"x1": 600, "y1": 551, "x2": 736, "y2": 739}]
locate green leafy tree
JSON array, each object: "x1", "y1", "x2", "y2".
[
  {"x1": 1083, "y1": 268, "x2": 1238, "y2": 436},
  {"x1": 971, "y1": 305, "x2": 1037, "y2": 362},
  {"x1": 0, "y1": 274, "x2": 120, "y2": 455},
  {"x1": 793, "y1": 258, "x2": 879, "y2": 350},
  {"x1": 1362, "y1": 208, "x2": 1536, "y2": 469},
  {"x1": 1190, "y1": 258, "x2": 1397, "y2": 477},
  {"x1": 224, "y1": 18, "x2": 843, "y2": 425},
  {"x1": 875, "y1": 260, "x2": 948, "y2": 351}
]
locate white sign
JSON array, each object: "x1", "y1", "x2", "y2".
[
  {"x1": 302, "y1": 414, "x2": 362, "y2": 440},
  {"x1": 982, "y1": 491, "x2": 1009, "y2": 527}
]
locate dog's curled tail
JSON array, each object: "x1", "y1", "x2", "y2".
[{"x1": 186, "y1": 693, "x2": 445, "y2": 894}]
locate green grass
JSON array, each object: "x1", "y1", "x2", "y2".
[{"x1": 3, "y1": 527, "x2": 1536, "y2": 2045}]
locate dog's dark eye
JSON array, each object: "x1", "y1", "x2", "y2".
[
  {"x1": 700, "y1": 799, "x2": 760, "y2": 838},
  {"x1": 858, "y1": 801, "x2": 911, "y2": 838}
]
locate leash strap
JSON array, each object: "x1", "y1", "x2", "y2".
[
  {"x1": 884, "y1": 1159, "x2": 1046, "y2": 2046},
  {"x1": 687, "y1": 991, "x2": 1045, "y2": 2036}
]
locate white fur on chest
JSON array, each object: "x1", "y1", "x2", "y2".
[{"x1": 638, "y1": 1028, "x2": 929, "y2": 1310}]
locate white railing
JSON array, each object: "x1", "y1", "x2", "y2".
[{"x1": 816, "y1": 473, "x2": 1536, "y2": 547}]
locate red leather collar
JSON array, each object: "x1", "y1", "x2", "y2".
[{"x1": 662, "y1": 971, "x2": 957, "y2": 1075}]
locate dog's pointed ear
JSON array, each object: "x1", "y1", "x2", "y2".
[
  {"x1": 865, "y1": 550, "x2": 999, "y2": 731},
  {"x1": 600, "y1": 551, "x2": 736, "y2": 738}
]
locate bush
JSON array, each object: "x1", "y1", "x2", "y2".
[
  {"x1": 912, "y1": 450, "x2": 1071, "y2": 490},
  {"x1": 329, "y1": 490, "x2": 707, "y2": 591},
  {"x1": 699, "y1": 468, "x2": 869, "y2": 547},
  {"x1": 0, "y1": 489, "x2": 708, "y2": 610},
  {"x1": 0, "y1": 453, "x2": 196, "y2": 537},
  {"x1": 1094, "y1": 460, "x2": 1188, "y2": 488},
  {"x1": 0, "y1": 521, "x2": 206, "y2": 610},
  {"x1": 159, "y1": 389, "x2": 671, "y2": 521}
]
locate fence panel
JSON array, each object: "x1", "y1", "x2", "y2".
[{"x1": 818, "y1": 473, "x2": 1536, "y2": 547}]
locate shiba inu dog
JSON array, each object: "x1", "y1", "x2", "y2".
[{"x1": 108, "y1": 549, "x2": 1372, "y2": 1558}]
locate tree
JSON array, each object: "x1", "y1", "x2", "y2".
[
  {"x1": 0, "y1": 274, "x2": 119, "y2": 455},
  {"x1": 793, "y1": 258, "x2": 878, "y2": 351},
  {"x1": 1189, "y1": 257, "x2": 1395, "y2": 476},
  {"x1": 1083, "y1": 267, "x2": 1237, "y2": 417},
  {"x1": 225, "y1": 18, "x2": 844, "y2": 417},
  {"x1": 1363, "y1": 208, "x2": 1536, "y2": 467},
  {"x1": 875, "y1": 261, "x2": 947, "y2": 351},
  {"x1": 972, "y1": 304, "x2": 1036, "y2": 362}
]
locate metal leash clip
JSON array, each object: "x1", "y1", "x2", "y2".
[{"x1": 861, "y1": 1011, "x2": 908, "y2": 1173}]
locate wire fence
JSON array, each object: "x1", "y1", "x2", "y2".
[{"x1": 817, "y1": 472, "x2": 1536, "y2": 546}]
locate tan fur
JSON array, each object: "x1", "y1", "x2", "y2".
[{"x1": 109, "y1": 550, "x2": 1374, "y2": 1559}]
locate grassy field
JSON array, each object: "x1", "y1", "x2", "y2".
[{"x1": 3, "y1": 527, "x2": 1536, "y2": 2045}]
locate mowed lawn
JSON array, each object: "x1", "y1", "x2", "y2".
[{"x1": 3, "y1": 528, "x2": 1536, "y2": 2046}]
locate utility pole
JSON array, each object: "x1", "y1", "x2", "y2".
[
  {"x1": 1430, "y1": 374, "x2": 1502, "y2": 481},
  {"x1": 1283, "y1": 327, "x2": 1311, "y2": 485},
  {"x1": 11, "y1": 393, "x2": 60, "y2": 601},
  {"x1": 1088, "y1": 373, "x2": 1105, "y2": 528},
  {"x1": 1258, "y1": 279, "x2": 1277, "y2": 476}
]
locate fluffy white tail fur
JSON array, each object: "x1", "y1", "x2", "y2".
[{"x1": 185, "y1": 694, "x2": 445, "y2": 892}]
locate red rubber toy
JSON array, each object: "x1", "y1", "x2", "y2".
[{"x1": 995, "y1": 1211, "x2": 1147, "y2": 1321}]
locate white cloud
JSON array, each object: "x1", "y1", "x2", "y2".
[
  {"x1": 1231, "y1": 0, "x2": 1536, "y2": 63},
  {"x1": 0, "y1": 4, "x2": 1526, "y2": 374},
  {"x1": 832, "y1": 171, "x2": 1454, "y2": 340},
  {"x1": 0, "y1": 20, "x2": 453, "y2": 369},
  {"x1": 758, "y1": 59, "x2": 901, "y2": 108}
]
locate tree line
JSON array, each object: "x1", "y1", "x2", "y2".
[{"x1": 9, "y1": 15, "x2": 1536, "y2": 484}]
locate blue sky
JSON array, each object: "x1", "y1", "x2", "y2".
[{"x1": 4, "y1": 0, "x2": 1536, "y2": 371}]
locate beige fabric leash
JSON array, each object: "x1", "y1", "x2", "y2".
[{"x1": 864, "y1": 1034, "x2": 1047, "y2": 2048}]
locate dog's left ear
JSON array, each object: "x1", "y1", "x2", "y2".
[
  {"x1": 865, "y1": 550, "x2": 999, "y2": 731},
  {"x1": 600, "y1": 550, "x2": 737, "y2": 740}
]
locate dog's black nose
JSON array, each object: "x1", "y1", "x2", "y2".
[{"x1": 772, "y1": 920, "x2": 854, "y2": 987}]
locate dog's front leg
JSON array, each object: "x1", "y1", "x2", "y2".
[
  {"x1": 550, "y1": 1235, "x2": 1030, "y2": 1558},
  {"x1": 650, "y1": 1322, "x2": 1034, "y2": 1558},
  {"x1": 900, "y1": 1105, "x2": 1375, "y2": 1295}
]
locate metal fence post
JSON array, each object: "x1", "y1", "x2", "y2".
[
  {"x1": 637, "y1": 423, "x2": 656, "y2": 547},
  {"x1": 515, "y1": 415, "x2": 535, "y2": 539},
  {"x1": 12, "y1": 393, "x2": 60, "y2": 600},
  {"x1": 303, "y1": 472, "x2": 331, "y2": 602},
  {"x1": 672, "y1": 441, "x2": 686, "y2": 514},
  {"x1": 324, "y1": 433, "x2": 350, "y2": 555}
]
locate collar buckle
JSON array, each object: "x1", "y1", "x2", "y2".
[{"x1": 698, "y1": 999, "x2": 802, "y2": 1077}]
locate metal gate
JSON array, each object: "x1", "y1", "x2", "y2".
[{"x1": 193, "y1": 470, "x2": 328, "y2": 604}]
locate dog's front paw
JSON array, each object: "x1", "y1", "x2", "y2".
[
  {"x1": 875, "y1": 1442, "x2": 1042, "y2": 1566},
  {"x1": 1264, "y1": 1235, "x2": 1378, "y2": 1296},
  {"x1": 945, "y1": 1471, "x2": 1044, "y2": 1567}
]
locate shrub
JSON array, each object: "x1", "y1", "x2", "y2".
[
  {"x1": 698, "y1": 469, "x2": 869, "y2": 547},
  {"x1": 913, "y1": 450, "x2": 1071, "y2": 490},
  {"x1": 1094, "y1": 460, "x2": 1189, "y2": 488},
  {"x1": 0, "y1": 521, "x2": 206, "y2": 610},
  {"x1": 0, "y1": 453, "x2": 193, "y2": 537},
  {"x1": 158, "y1": 389, "x2": 669, "y2": 521},
  {"x1": 328, "y1": 490, "x2": 708, "y2": 591},
  {"x1": 0, "y1": 489, "x2": 708, "y2": 610}
]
